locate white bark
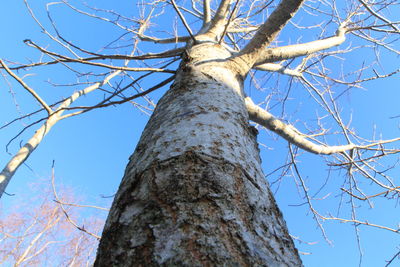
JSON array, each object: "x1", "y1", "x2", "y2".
[
  {"x1": 202, "y1": 0, "x2": 211, "y2": 25},
  {"x1": 95, "y1": 43, "x2": 301, "y2": 266},
  {"x1": 0, "y1": 71, "x2": 121, "y2": 198},
  {"x1": 254, "y1": 28, "x2": 347, "y2": 65},
  {"x1": 0, "y1": 59, "x2": 52, "y2": 115},
  {"x1": 245, "y1": 97, "x2": 356, "y2": 155},
  {"x1": 197, "y1": 0, "x2": 232, "y2": 41},
  {"x1": 254, "y1": 63, "x2": 302, "y2": 76},
  {"x1": 237, "y1": 0, "x2": 306, "y2": 68}
]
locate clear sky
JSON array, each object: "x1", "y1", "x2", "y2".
[{"x1": 1, "y1": 1, "x2": 399, "y2": 266}]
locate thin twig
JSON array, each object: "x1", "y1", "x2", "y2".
[
  {"x1": 170, "y1": 0, "x2": 196, "y2": 41},
  {"x1": 51, "y1": 161, "x2": 101, "y2": 240},
  {"x1": 0, "y1": 59, "x2": 52, "y2": 115}
]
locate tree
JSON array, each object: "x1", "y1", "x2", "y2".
[
  {"x1": 1, "y1": 0, "x2": 399, "y2": 265},
  {"x1": 0, "y1": 179, "x2": 103, "y2": 266}
]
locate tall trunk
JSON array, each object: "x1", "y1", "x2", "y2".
[{"x1": 95, "y1": 43, "x2": 302, "y2": 266}]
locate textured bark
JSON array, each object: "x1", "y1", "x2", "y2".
[{"x1": 95, "y1": 42, "x2": 302, "y2": 266}]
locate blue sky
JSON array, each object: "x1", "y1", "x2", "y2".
[{"x1": 1, "y1": 1, "x2": 399, "y2": 266}]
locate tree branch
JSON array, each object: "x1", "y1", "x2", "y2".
[
  {"x1": 254, "y1": 28, "x2": 347, "y2": 65},
  {"x1": 58, "y1": 74, "x2": 175, "y2": 119},
  {"x1": 358, "y1": 0, "x2": 399, "y2": 32},
  {"x1": 227, "y1": 25, "x2": 259, "y2": 33},
  {"x1": 246, "y1": 97, "x2": 400, "y2": 155},
  {"x1": 235, "y1": 0, "x2": 305, "y2": 69},
  {"x1": 0, "y1": 59, "x2": 52, "y2": 115},
  {"x1": 200, "y1": 0, "x2": 232, "y2": 40},
  {"x1": 203, "y1": 0, "x2": 211, "y2": 25},
  {"x1": 51, "y1": 166, "x2": 101, "y2": 239},
  {"x1": 245, "y1": 97, "x2": 355, "y2": 155},
  {"x1": 10, "y1": 47, "x2": 184, "y2": 71},
  {"x1": 170, "y1": 0, "x2": 196, "y2": 41},
  {"x1": 0, "y1": 70, "x2": 122, "y2": 198},
  {"x1": 254, "y1": 63, "x2": 302, "y2": 77},
  {"x1": 137, "y1": 34, "x2": 191, "y2": 44},
  {"x1": 24, "y1": 40, "x2": 175, "y2": 73},
  {"x1": 219, "y1": 0, "x2": 240, "y2": 44}
]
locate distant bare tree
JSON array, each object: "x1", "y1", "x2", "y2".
[{"x1": 0, "y1": 179, "x2": 104, "y2": 266}]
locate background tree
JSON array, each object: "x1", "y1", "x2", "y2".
[
  {"x1": 1, "y1": 0, "x2": 399, "y2": 265},
  {"x1": 0, "y1": 178, "x2": 103, "y2": 266}
]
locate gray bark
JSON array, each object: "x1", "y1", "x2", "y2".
[{"x1": 95, "y1": 42, "x2": 302, "y2": 266}]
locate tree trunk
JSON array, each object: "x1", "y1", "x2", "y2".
[{"x1": 95, "y1": 42, "x2": 302, "y2": 266}]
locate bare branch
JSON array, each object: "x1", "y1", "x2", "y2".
[
  {"x1": 10, "y1": 47, "x2": 184, "y2": 70},
  {"x1": 58, "y1": 74, "x2": 175, "y2": 119},
  {"x1": 385, "y1": 249, "x2": 400, "y2": 267},
  {"x1": 358, "y1": 0, "x2": 399, "y2": 32},
  {"x1": 289, "y1": 145, "x2": 331, "y2": 243},
  {"x1": 341, "y1": 186, "x2": 400, "y2": 201},
  {"x1": 24, "y1": 0, "x2": 80, "y2": 58},
  {"x1": 247, "y1": 95, "x2": 400, "y2": 155},
  {"x1": 0, "y1": 70, "x2": 122, "y2": 198},
  {"x1": 235, "y1": 0, "x2": 306, "y2": 69},
  {"x1": 245, "y1": 96, "x2": 356, "y2": 154},
  {"x1": 320, "y1": 215, "x2": 400, "y2": 234},
  {"x1": 53, "y1": 200, "x2": 109, "y2": 211},
  {"x1": 0, "y1": 59, "x2": 52, "y2": 115},
  {"x1": 228, "y1": 25, "x2": 259, "y2": 33},
  {"x1": 254, "y1": 63, "x2": 302, "y2": 77},
  {"x1": 203, "y1": 0, "x2": 211, "y2": 25},
  {"x1": 254, "y1": 28, "x2": 347, "y2": 65},
  {"x1": 51, "y1": 164, "x2": 101, "y2": 239},
  {"x1": 137, "y1": 34, "x2": 190, "y2": 44},
  {"x1": 23, "y1": 40, "x2": 175, "y2": 73},
  {"x1": 60, "y1": 0, "x2": 135, "y2": 33},
  {"x1": 200, "y1": 0, "x2": 232, "y2": 40},
  {"x1": 170, "y1": 0, "x2": 196, "y2": 41},
  {"x1": 15, "y1": 209, "x2": 61, "y2": 266},
  {"x1": 219, "y1": 0, "x2": 240, "y2": 44}
]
